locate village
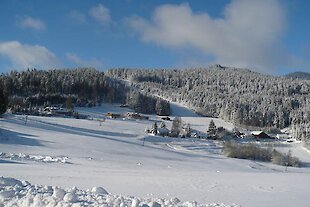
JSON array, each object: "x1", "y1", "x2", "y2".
[
  {"x1": 1, "y1": 102, "x2": 308, "y2": 207},
  {"x1": 8, "y1": 103, "x2": 295, "y2": 144}
]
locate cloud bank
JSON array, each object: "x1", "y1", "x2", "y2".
[
  {"x1": 89, "y1": 4, "x2": 111, "y2": 25},
  {"x1": 128, "y1": 0, "x2": 287, "y2": 72},
  {"x1": 66, "y1": 52, "x2": 103, "y2": 68},
  {"x1": 17, "y1": 16, "x2": 46, "y2": 30},
  {"x1": 69, "y1": 10, "x2": 87, "y2": 24},
  {"x1": 0, "y1": 41, "x2": 60, "y2": 70}
]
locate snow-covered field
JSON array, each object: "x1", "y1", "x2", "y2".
[{"x1": 1, "y1": 104, "x2": 310, "y2": 207}]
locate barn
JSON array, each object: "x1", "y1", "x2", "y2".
[{"x1": 251, "y1": 131, "x2": 273, "y2": 139}]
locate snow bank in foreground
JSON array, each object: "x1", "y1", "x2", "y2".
[
  {"x1": 0, "y1": 152, "x2": 69, "y2": 164},
  {"x1": 0, "y1": 177, "x2": 239, "y2": 207}
]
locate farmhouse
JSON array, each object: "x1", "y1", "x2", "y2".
[
  {"x1": 43, "y1": 106, "x2": 71, "y2": 116},
  {"x1": 276, "y1": 134, "x2": 291, "y2": 139},
  {"x1": 126, "y1": 112, "x2": 149, "y2": 120},
  {"x1": 161, "y1": 116, "x2": 171, "y2": 121},
  {"x1": 251, "y1": 131, "x2": 273, "y2": 139},
  {"x1": 157, "y1": 128, "x2": 170, "y2": 136},
  {"x1": 107, "y1": 112, "x2": 121, "y2": 119}
]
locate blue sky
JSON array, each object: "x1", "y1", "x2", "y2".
[{"x1": 0, "y1": 0, "x2": 309, "y2": 75}]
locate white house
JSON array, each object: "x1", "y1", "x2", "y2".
[
  {"x1": 157, "y1": 128, "x2": 170, "y2": 137},
  {"x1": 276, "y1": 134, "x2": 291, "y2": 139}
]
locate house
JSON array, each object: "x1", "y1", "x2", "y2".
[
  {"x1": 157, "y1": 128, "x2": 170, "y2": 137},
  {"x1": 251, "y1": 131, "x2": 273, "y2": 139},
  {"x1": 233, "y1": 129, "x2": 245, "y2": 138},
  {"x1": 191, "y1": 132, "x2": 201, "y2": 138},
  {"x1": 161, "y1": 116, "x2": 171, "y2": 121},
  {"x1": 276, "y1": 134, "x2": 291, "y2": 140},
  {"x1": 107, "y1": 112, "x2": 121, "y2": 119},
  {"x1": 43, "y1": 106, "x2": 71, "y2": 116},
  {"x1": 126, "y1": 112, "x2": 149, "y2": 120}
]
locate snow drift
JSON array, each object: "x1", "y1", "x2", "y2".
[{"x1": 0, "y1": 177, "x2": 239, "y2": 207}]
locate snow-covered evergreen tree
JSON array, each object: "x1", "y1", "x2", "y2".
[
  {"x1": 208, "y1": 120, "x2": 217, "y2": 137},
  {"x1": 171, "y1": 117, "x2": 182, "y2": 137}
]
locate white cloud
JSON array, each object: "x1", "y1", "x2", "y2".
[
  {"x1": 89, "y1": 4, "x2": 111, "y2": 25},
  {"x1": 66, "y1": 52, "x2": 103, "y2": 68},
  {"x1": 69, "y1": 10, "x2": 87, "y2": 24},
  {"x1": 128, "y1": 0, "x2": 287, "y2": 72},
  {"x1": 18, "y1": 16, "x2": 46, "y2": 30},
  {"x1": 0, "y1": 41, "x2": 60, "y2": 70}
]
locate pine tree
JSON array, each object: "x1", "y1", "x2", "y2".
[
  {"x1": 66, "y1": 96, "x2": 74, "y2": 112},
  {"x1": 0, "y1": 85, "x2": 8, "y2": 115},
  {"x1": 171, "y1": 117, "x2": 182, "y2": 137},
  {"x1": 208, "y1": 119, "x2": 217, "y2": 137},
  {"x1": 184, "y1": 123, "x2": 192, "y2": 137},
  {"x1": 152, "y1": 122, "x2": 158, "y2": 135}
]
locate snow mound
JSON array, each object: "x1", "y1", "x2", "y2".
[
  {"x1": 0, "y1": 177, "x2": 240, "y2": 207},
  {"x1": 91, "y1": 186, "x2": 108, "y2": 194},
  {"x1": 0, "y1": 152, "x2": 69, "y2": 163},
  {"x1": 0, "y1": 177, "x2": 23, "y2": 187}
]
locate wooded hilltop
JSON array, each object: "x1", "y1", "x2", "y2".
[{"x1": 1, "y1": 65, "x2": 310, "y2": 146}]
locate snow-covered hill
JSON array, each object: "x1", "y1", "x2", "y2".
[{"x1": 1, "y1": 104, "x2": 310, "y2": 207}]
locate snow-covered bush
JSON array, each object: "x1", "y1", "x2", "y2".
[
  {"x1": 223, "y1": 142, "x2": 302, "y2": 167},
  {"x1": 223, "y1": 142, "x2": 272, "y2": 162},
  {"x1": 271, "y1": 150, "x2": 301, "y2": 167}
]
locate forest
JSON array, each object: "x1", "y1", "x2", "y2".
[
  {"x1": 0, "y1": 68, "x2": 170, "y2": 116},
  {"x1": 1, "y1": 66, "x2": 310, "y2": 146},
  {"x1": 107, "y1": 65, "x2": 310, "y2": 146}
]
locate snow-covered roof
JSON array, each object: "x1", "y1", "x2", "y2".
[
  {"x1": 251, "y1": 131, "x2": 263, "y2": 135},
  {"x1": 157, "y1": 128, "x2": 169, "y2": 134}
]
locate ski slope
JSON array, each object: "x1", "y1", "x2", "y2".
[{"x1": 1, "y1": 104, "x2": 310, "y2": 207}]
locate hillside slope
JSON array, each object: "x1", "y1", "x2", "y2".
[
  {"x1": 107, "y1": 66, "x2": 310, "y2": 144},
  {"x1": 285, "y1": 71, "x2": 310, "y2": 80},
  {"x1": 1, "y1": 105, "x2": 310, "y2": 207}
]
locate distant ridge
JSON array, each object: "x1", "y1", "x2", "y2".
[{"x1": 285, "y1": 71, "x2": 310, "y2": 80}]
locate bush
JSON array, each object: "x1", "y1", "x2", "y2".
[
  {"x1": 223, "y1": 142, "x2": 272, "y2": 161},
  {"x1": 223, "y1": 141, "x2": 302, "y2": 167},
  {"x1": 216, "y1": 127, "x2": 234, "y2": 140},
  {"x1": 271, "y1": 150, "x2": 301, "y2": 167}
]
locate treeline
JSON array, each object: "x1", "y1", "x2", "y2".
[
  {"x1": 107, "y1": 66, "x2": 310, "y2": 144},
  {"x1": 0, "y1": 82, "x2": 8, "y2": 115},
  {"x1": 0, "y1": 68, "x2": 170, "y2": 115}
]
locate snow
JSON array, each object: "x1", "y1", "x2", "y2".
[
  {"x1": 0, "y1": 177, "x2": 238, "y2": 207},
  {"x1": 0, "y1": 103, "x2": 310, "y2": 207},
  {"x1": 0, "y1": 152, "x2": 69, "y2": 163},
  {"x1": 251, "y1": 131, "x2": 263, "y2": 135},
  {"x1": 169, "y1": 102, "x2": 200, "y2": 117}
]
